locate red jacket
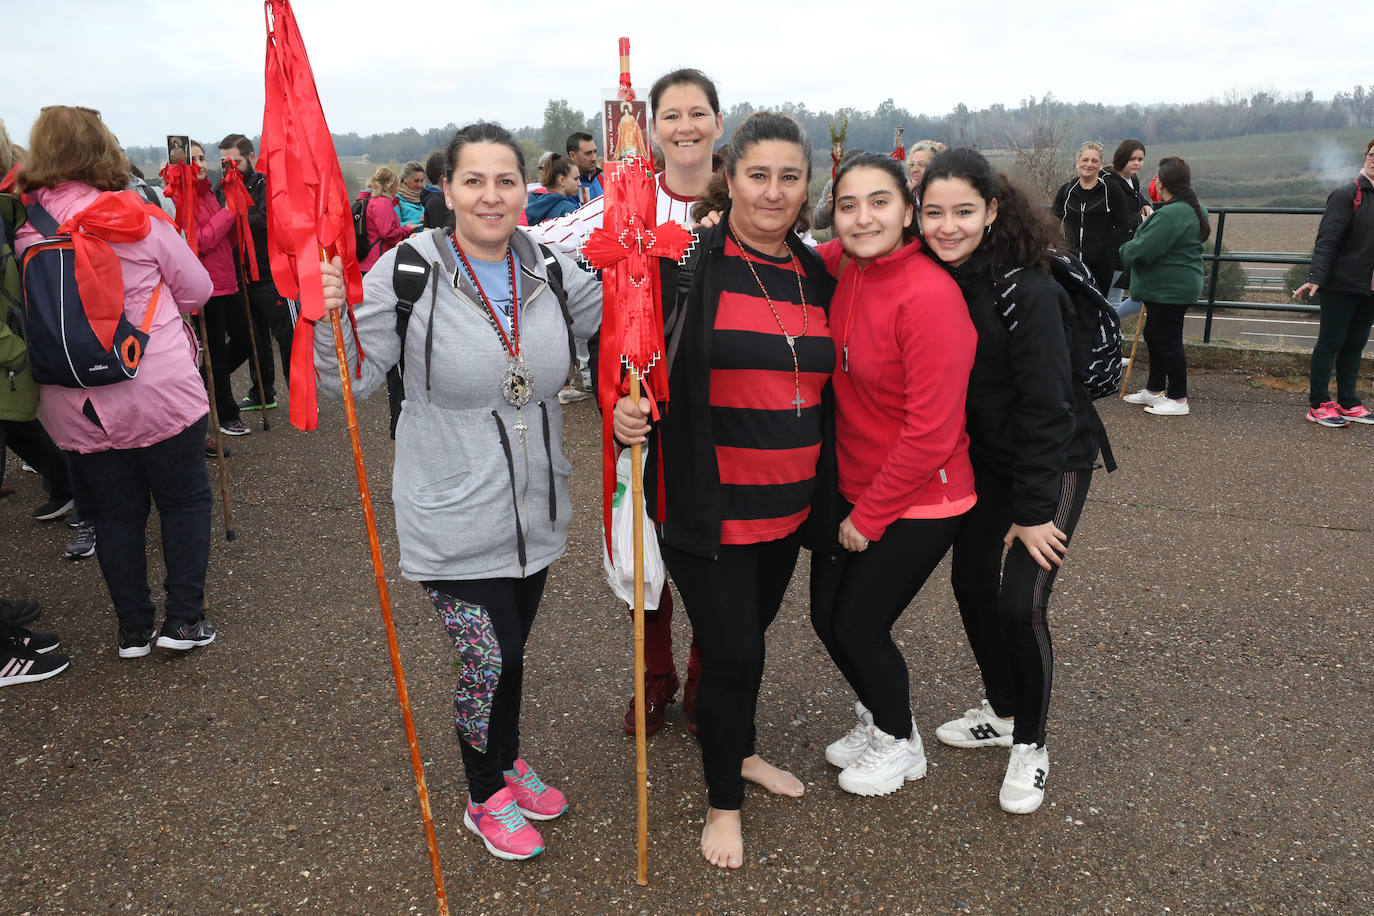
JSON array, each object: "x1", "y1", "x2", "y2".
[
  {"x1": 819, "y1": 237, "x2": 977, "y2": 541},
  {"x1": 190, "y1": 182, "x2": 238, "y2": 295}
]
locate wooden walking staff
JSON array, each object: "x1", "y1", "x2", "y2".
[
  {"x1": 583, "y1": 37, "x2": 693, "y2": 886},
  {"x1": 259, "y1": 1, "x2": 446, "y2": 911},
  {"x1": 1121, "y1": 304, "x2": 1146, "y2": 394},
  {"x1": 221, "y1": 160, "x2": 272, "y2": 430},
  {"x1": 195, "y1": 309, "x2": 236, "y2": 541}
]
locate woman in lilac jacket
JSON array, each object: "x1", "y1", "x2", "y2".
[{"x1": 15, "y1": 106, "x2": 218, "y2": 658}]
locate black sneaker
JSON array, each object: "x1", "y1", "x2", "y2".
[
  {"x1": 2, "y1": 623, "x2": 61, "y2": 654},
  {"x1": 65, "y1": 520, "x2": 96, "y2": 559},
  {"x1": 0, "y1": 598, "x2": 41, "y2": 627},
  {"x1": 118, "y1": 627, "x2": 155, "y2": 659},
  {"x1": 33, "y1": 497, "x2": 75, "y2": 521},
  {"x1": 156, "y1": 618, "x2": 216, "y2": 651},
  {"x1": 205, "y1": 437, "x2": 231, "y2": 458},
  {"x1": 219, "y1": 419, "x2": 251, "y2": 437},
  {"x1": 238, "y1": 392, "x2": 277, "y2": 411},
  {"x1": 1, "y1": 639, "x2": 69, "y2": 687}
]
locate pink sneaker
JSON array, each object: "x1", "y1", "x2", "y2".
[
  {"x1": 1307, "y1": 402, "x2": 1349, "y2": 428},
  {"x1": 505, "y1": 758, "x2": 567, "y2": 820},
  {"x1": 1337, "y1": 403, "x2": 1374, "y2": 424},
  {"x1": 463, "y1": 787, "x2": 544, "y2": 860}
]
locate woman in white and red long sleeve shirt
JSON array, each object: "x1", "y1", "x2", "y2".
[{"x1": 810, "y1": 153, "x2": 976, "y2": 798}]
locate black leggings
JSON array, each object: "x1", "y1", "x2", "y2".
[
  {"x1": 423, "y1": 570, "x2": 547, "y2": 804},
  {"x1": 1142, "y1": 302, "x2": 1188, "y2": 400},
  {"x1": 811, "y1": 509, "x2": 964, "y2": 739},
  {"x1": 949, "y1": 468, "x2": 1091, "y2": 747},
  {"x1": 662, "y1": 533, "x2": 801, "y2": 810}
]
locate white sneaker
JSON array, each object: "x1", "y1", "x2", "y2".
[
  {"x1": 935, "y1": 699, "x2": 1014, "y2": 748},
  {"x1": 999, "y1": 742, "x2": 1049, "y2": 814},
  {"x1": 557, "y1": 386, "x2": 588, "y2": 404},
  {"x1": 1145, "y1": 397, "x2": 1189, "y2": 416},
  {"x1": 837, "y1": 720, "x2": 927, "y2": 796},
  {"x1": 824, "y1": 701, "x2": 874, "y2": 768},
  {"x1": 1121, "y1": 388, "x2": 1165, "y2": 406}
]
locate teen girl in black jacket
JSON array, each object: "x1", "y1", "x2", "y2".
[{"x1": 918, "y1": 148, "x2": 1101, "y2": 817}]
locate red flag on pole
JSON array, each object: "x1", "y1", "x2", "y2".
[
  {"x1": 219, "y1": 164, "x2": 261, "y2": 282},
  {"x1": 159, "y1": 161, "x2": 199, "y2": 255},
  {"x1": 259, "y1": 0, "x2": 363, "y2": 431},
  {"x1": 258, "y1": 5, "x2": 448, "y2": 912}
]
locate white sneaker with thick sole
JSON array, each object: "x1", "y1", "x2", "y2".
[
  {"x1": 999, "y1": 742, "x2": 1049, "y2": 814},
  {"x1": 824, "y1": 701, "x2": 874, "y2": 768},
  {"x1": 1122, "y1": 388, "x2": 1165, "y2": 406},
  {"x1": 837, "y1": 721, "x2": 927, "y2": 796},
  {"x1": 935, "y1": 699, "x2": 1015, "y2": 748},
  {"x1": 1145, "y1": 398, "x2": 1189, "y2": 416}
]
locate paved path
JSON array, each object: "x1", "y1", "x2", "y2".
[{"x1": 2, "y1": 370, "x2": 1371, "y2": 914}]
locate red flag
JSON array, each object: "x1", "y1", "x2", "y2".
[
  {"x1": 584, "y1": 160, "x2": 690, "y2": 550},
  {"x1": 220, "y1": 164, "x2": 261, "y2": 282},
  {"x1": 159, "y1": 162, "x2": 199, "y2": 255},
  {"x1": 259, "y1": 0, "x2": 364, "y2": 431}
]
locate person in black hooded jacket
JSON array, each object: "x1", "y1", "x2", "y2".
[
  {"x1": 1295, "y1": 138, "x2": 1374, "y2": 426},
  {"x1": 1052, "y1": 141, "x2": 1133, "y2": 297},
  {"x1": 918, "y1": 148, "x2": 1103, "y2": 818}
]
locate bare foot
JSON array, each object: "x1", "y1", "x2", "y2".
[
  {"x1": 741, "y1": 754, "x2": 804, "y2": 797},
  {"x1": 701, "y1": 807, "x2": 743, "y2": 869}
]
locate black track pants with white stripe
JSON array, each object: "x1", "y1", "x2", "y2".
[{"x1": 949, "y1": 468, "x2": 1092, "y2": 747}]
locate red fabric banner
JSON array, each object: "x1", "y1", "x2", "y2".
[
  {"x1": 219, "y1": 164, "x2": 261, "y2": 282},
  {"x1": 159, "y1": 162, "x2": 199, "y2": 255},
  {"x1": 260, "y1": 0, "x2": 364, "y2": 430}
]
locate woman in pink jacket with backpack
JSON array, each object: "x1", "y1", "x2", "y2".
[{"x1": 15, "y1": 106, "x2": 218, "y2": 659}]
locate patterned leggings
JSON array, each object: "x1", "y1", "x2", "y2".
[{"x1": 424, "y1": 570, "x2": 547, "y2": 804}]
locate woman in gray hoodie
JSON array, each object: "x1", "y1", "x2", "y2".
[{"x1": 317, "y1": 122, "x2": 601, "y2": 861}]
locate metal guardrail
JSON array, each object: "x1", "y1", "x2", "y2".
[{"x1": 1199, "y1": 205, "x2": 1323, "y2": 342}]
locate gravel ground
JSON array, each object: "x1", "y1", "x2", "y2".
[{"x1": 2, "y1": 368, "x2": 1371, "y2": 915}]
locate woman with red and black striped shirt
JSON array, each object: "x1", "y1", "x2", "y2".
[{"x1": 613, "y1": 112, "x2": 836, "y2": 871}]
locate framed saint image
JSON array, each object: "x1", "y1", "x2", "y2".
[
  {"x1": 166, "y1": 134, "x2": 190, "y2": 165},
  {"x1": 601, "y1": 90, "x2": 648, "y2": 162}
]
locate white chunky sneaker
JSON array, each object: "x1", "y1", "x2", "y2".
[
  {"x1": 837, "y1": 721, "x2": 927, "y2": 797},
  {"x1": 824, "y1": 701, "x2": 874, "y2": 768},
  {"x1": 935, "y1": 699, "x2": 1015, "y2": 748},
  {"x1": 999, "y1": 742, "x2": 1049, "y2": 814},
  {"x1": 1122, "y1": 388, "x2": 1166, "y2": 406}
]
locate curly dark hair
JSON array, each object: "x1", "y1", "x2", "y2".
[{"x1": 919, "y1": 147, "x2": 1061, "y2": 275}]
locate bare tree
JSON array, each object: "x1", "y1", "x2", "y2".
[{"x1": 1007, "y1": 106, "x2": 1068, "y2": 205}]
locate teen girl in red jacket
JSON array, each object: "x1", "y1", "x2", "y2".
[{"x1": 810, "y1": 153, "x2": 977, "y2": 797}]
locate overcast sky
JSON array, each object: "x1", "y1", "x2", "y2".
[{"x1": 6, "y1": 0, "x2": 1371, "y2": 151}]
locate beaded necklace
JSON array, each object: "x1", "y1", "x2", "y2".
[
  {"x1": 728, "y1": 224, "x2": 810, "y2": 417},
  {"x1": 452, "y1": 232, "x2": 533, "y2": 411}
]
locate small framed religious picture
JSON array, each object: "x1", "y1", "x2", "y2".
[{"x1": 601, "y1": 91, "x2": 649, "y2": 163}]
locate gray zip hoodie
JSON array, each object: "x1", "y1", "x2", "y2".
[{"x1": 314, "y1": 227, "x2": 601, "y2": 581}]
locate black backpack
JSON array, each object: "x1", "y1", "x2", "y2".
[
  {"x1": 994, "y1": 251, "x2": 1121, "y2": 471},
  {"x1": 351, "y1": 193, "x2": 371, "y2": 264},
  {"x1": 995, "y1": 251, "x2": 1124, "y2": 401},
  {"x1": 383, "y1": 238, "x2": 575, "y2": 438}
]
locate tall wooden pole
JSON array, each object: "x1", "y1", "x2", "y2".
[
  {"x1": 629, "y1": 369, "x2": 649, "y2": 887},
  {"x1": 196, "y1": 310, "x2": 235, "y2": 541},
  {"x1": 328, "y1": 307, "x2": 449, "y2": 915},
  {"x1": 1121, "y1": 304, "x2": 1147, "y2": 395},
  {"x1": 236, "y1": 259, "x2": 272, "y2": 431}
]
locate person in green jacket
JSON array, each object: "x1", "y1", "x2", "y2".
[{"x1": 1119, "y1": 156, "x2": 1209, "y2": 416}]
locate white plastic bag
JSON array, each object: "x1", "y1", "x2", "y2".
[{"x1": 602, "y1": 449, "x2": 664, "y2": 610}]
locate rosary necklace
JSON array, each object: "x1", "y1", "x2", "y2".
[
  {"x1": 452, "y1": 233, "x2": 533, "y2": 422},
  {"x1": 729, "y1": 224, "x2": 809, "y2": 416}
]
